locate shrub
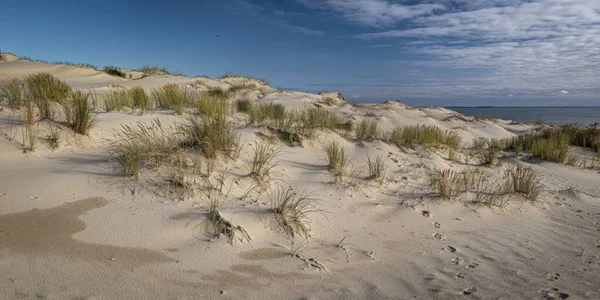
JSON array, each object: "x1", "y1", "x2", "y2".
[
  {"x1": 355, "y1": 119, "x2": 380, "y2": 139},
  {"x1": 24, "y1": 72, "x2": 72, "y2": 120},
  {"x1": 0, "y1": 78, "x2": 24, "y2": 108},
  {"x1": 322, "y1": 140, "x2": 349, "y2": 176},
  {"x1": 103, "y1": 66, "x2": 126, "y2": 78},
  {"x1": 63, "y1": 91, "x2": 96, "y2": 135},
  {"x1": 269, "y1": 185, "x2": 320, "y2": 238},
  {"x1": 128, "y1": 86, "x2": 150, "y2": 114},
  {"x1": 179, "y1": 114, "x2": 239, "y2": 159},
  {"x1": 236, "y1": 99, "x2": 252, "y2": 113}
]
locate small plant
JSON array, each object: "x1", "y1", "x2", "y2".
[
  {"x1": 1, "y1": 78, "x2": 24, "y2": 108},
  {"x1": 150, "y1": 84, "x2": 192, "y2": 114},
  {"x1": 503, "y1": 165, "x2": 542, "y2": 202},
  {"x1": 355, "y1": 119, "x2": 380, "y2": 140},
  {"x1": 139, "y1": 65, "x2": 172, "y2": 75},
  {"x1": 246, "y1": 142, "x2": 280, "y2": 181},
  {"x1": 179, "y1": 114, "x2": 240, "y2": 159},
  {"x1": 103, "y1": 66, "x2": 126, "y2": 78},
  {"x1": 236, "y1": 99, "x2": 252, "y2": 113},
  {"x1": 45, "y1": 123, "x2": 61, "y2": 150},
  {"x1": 21, "y1": 100, "x2": 38, "y2": 151},
  {"x1": 102, "y1": 90, "x2": 130, "y2": 111},
  {"x1": 366, "y1": 155, "x2": 386, "y2": 180},
  {"x1": 387, "y1": 125, "x2": 460, "y2": 150},
  {"x1": 269, "y1": 185, "x2": 321, "y2": 239},
  {"x1": 196, "y1": 94, "x2": 229, "y2": 117},
  {"x1": 322, "y1": 140, "x2": 349, "y2": 176},
  {"x1": 128, "y1": 86, "x2": 150, "y2": 114},
  {"x1": 250, "y1": 103, "x2": 286, "y2": 126},
  {"x1": 429, "y1": 169, "x2": 463, "y2": 200},
  {"x1": 24, "y1": 72, "x2": 72, "y2": 120},
  {"x1": 63, "y1": 91, "x2": 96, "y2": 135}
]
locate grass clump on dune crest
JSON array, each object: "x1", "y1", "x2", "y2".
[
  {"x1": 323, "y1": 140, "x2": 349, "y2": 176},
  {"x1": 196, "y1": 94, "x2": 230, "y2": 117},
  {"x1": 103, "y1": 66, "x2": 126, "y2": 78},
  {"x1": 249, "y1": 103, "x2": 286, "y2": 126},
  {"x1": 1, "y1": 78, "x2": 24, "y2": 108},
  {"x1": 301, "y1": 107, "x2": 350, "y2": 132},
  {"x1": 179, "y1": 114, "x2": 240, "y2": 159},
  {"x1": 109, "y1": 119, "x2": 179, "y2": 176},
  {"x1": 128, "y1": 86, "x2": 150, "y2": 114},
  {"x1": 236, "y1": 99, "x2": 252, "y2": 113},
  {"x1": 151, "y1": 84, "x2": 193, "y2": 114},
  {"x1": 355, "y1": 119, "x2": 380, "y2": 140},
  {"x1": 139, "y1": 65, "x2": 173, "y2": 76},
  {"x1": 387, "y1": 125, "x2": 460, "y2": 150},
  {"x1": 24, "y1": 72, "x2": 72, "y2": 120},
  {"x1": 269, "y1": 185, "x2": 321, "y2": 239}
]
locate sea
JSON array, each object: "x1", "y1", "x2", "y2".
[{"x1": 446, "y1": 107, "x2": 600, "y2": 126}]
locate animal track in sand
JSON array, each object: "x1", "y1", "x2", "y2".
[
  {"x1": 433, "y1": 233, "x2": 445, "y2": 240},
  {"x1": 546, "y1": 273, "x2": 560, "y2": 281},
  {"x1": 444, "y1": 245, "x2": 457, "y2": 253},
  {"x1": 541, "y1": 288, "x2": 570, "y2": 299},
  {"x1": 433, "y1": 222, "x2": 441, "y2": 228},
  {"x1": 463, "y1": 287, "x2": 477, "y2": 295}
]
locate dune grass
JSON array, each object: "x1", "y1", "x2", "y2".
[
  {"x1": 196, "y1": 94, "x2": 230, "y2": 117},
  {"x1": 250, "y1": 103, "x2": 286, "y2": 125},
  {"x1": 22, "y1": 100, "x2": 38, "y2": 151},
  {"x1": 150, "y1": 84, "x2": 193, "y2": 114},
  {"x1": 323, "y1": 140, "x2": 349, "y2": 176},
  {"x1": 366, "y1": 155, "x2": 386, "y2": 180},
  {"x1": 1, "y1": 78, "x2": 24, "y2": 108},
  {"x1": 387, "y1": 125, "x2": 460, "y2": 150},
  {"x1": 45, "y1": 123, "x2": 61, "y2": 150},
  {"x1": 24, "y1": 72, "x2": 72, "y2": 120},
  {"x1": 103, "y1": 66, "x2": 126, "y2": 78},
  {"x1": 236, "y1": 99, "x2": 252, "y2": 113},
  {"x1": 355, "y1": 119, "x2": 380, "y2": 140},
  {"x1": 269, "y1": 185, "x2": 320, "y2": 239},
  {"x1": 301, "y1": 107, "x2": 350, "y2": 132},
  {"x1": 503, "y1": 165, "x2": 542, "y2": 202},
  {"x1": 102, "y1": 90, "x2": 131, "y2": 112},
  {"x1": 179, "y1": 114, "x2": 240, "y2": 159},
  {"x1": 109, "y1": 119, "x2": 179, "y2": 176},
  {"x1": 128, "y1": 86, "x2": 150, "y2": 114},
  {"x1": 63, "y1": 91, "x2": 96, "y2": 135},
  {"x1": 428, "y1": 169, "x2": 464, "y2": 200},
  {"x1": 139, "y1": 65, "x2": 172, "y2": 75},
  {"x1": 246, "y1": 142, "x2": 280, "y2": 181}
]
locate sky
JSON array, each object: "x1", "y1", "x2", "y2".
[{"x1": 1, "y1": 0, "x2": 599, "y2": 106}]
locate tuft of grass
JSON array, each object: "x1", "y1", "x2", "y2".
[
  {"x1": 139, "y1": 65, "x2": 172, "y2": 75},
  {"x1": 250, "y1": 103, "x2": 286, "y2": 126},
  {"x1": 428, "y1": 169, "x2": 463, "y2": 200},
  {"x1": 62, "y1": 91, "x2": 96, "y2": 135},
  {"x1": 503, "y1": 165, "x2": 542, "y2": 202},
  {"x1": 478, "y1": 138, "x2": 503, "y2": 166},
  {"x1": 24, "y1": 72, "x2": 72, "y2": 120},
  {"x1": 366, "y1": 155, "x2": 386, "y2": 180},
  {"x1": 150, "y1": 84, "x2": 193, "y2": 114},
  {"x1": 108, "y1": 119, "x2": 179, "y2": 176},
  {"x1": 179, "y1": 114, "x2": 240, "y2": 159},
  {"x1": 22, "y1": 100, "x2": 38, "y2": 151},
  {"x1": 45, "y1": 123, "x2": 61, "y2": 150},
  {"x1": 322, "y1": 140, "x2": 349, "y2": 176},
  {"x1": 128, "y1": 86, "x2": 150, "y2": 114},
  {"x1": 386, "y1": 125, "x2": 460, "y2": 150},
  {"x1": 102, "y1": 90, "x2": 131, "y2": 112},
  {"x1": 236, "y1": 99, "x2": 252, "y2": 113},
  {"x1": 196, "y1": 94, "x2": 229, "y2": 117},
  {"x1": 103, "y1": 66, "x2": 126, "y2": 78},
  {"x1": 1, "y1": 78, "x2": 24, "y2": 108},
  {"x1": 301, "y1": 107, "x2": 350, "y2": 132},
  {"x1": 355, "y1": 119, "x2": 380, "y2": 140},
  {"x1": 269, "y1": 185, "x2": 321, "y2": 239},
  {"x1": 246, "y1": 142, "x2": 280, "y2": 181}
]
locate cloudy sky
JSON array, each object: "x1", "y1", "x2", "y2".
[{"x1": 1, "y1": 0, "x2": 599, "y2": 106}]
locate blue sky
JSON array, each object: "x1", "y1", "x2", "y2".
[{"x1": 1, "y1": 0, "x2": 599, "y2": 106}]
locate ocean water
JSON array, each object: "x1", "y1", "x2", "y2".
[{"x1": 446, "y1": 107, "x2": 600, "y2": 126}]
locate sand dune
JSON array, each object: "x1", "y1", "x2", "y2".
[{"x1": 0, "y1": 60, "x2": 599, "y2": 299}]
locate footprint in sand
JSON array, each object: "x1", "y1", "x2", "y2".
[
  {"x1": 456, "y1": 272, "x2": 466, "y2": 279},
  {"x1": 444, "y1": 245, "x2": 457, "y2": 253},
  {"x1": 546, "y1": 273, "x2": 560, "y2": 281},
  {"x1": 463, "y1": 287, "x2": 477, "y2": 295},
  {"x1": 467, "y1": 262, "x2": 479, "y2": 268},
  {"x1": 451, "y1": 257, "x2": 461, "y2": 264},
  {"x1": 433, "y1": 222, "x2": 441, "y2": 228},
  {"x1": 433, "y1": 233, "x2": 445, "y2": 240}
]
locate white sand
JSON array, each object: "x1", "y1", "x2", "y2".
[{"x1": 0, "y1": 61, "x2": 599, "y2": 299}]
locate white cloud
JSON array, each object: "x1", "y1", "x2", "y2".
[{"x1": 559, "y1": 90, "x2": 570, "y2": 94}]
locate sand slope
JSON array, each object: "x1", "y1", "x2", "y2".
[{"x1": 0, "y1": 61, "x2": 599, "y2": 299}]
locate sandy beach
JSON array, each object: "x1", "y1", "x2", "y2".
[{"x1": 1, "y1": 59, "x2": 599, "y2": 300}]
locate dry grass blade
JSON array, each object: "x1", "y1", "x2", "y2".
[
  {"x1": 207, "y1": 199, "x2": 251, "y2": 244},
  {"x1": 366, "y1": 155, "x2": 386, "y2": 180},
  {"x1": 269, "y1": 185, "x2": 321, "y2": 239},
  {"x1": 246, "y1": 142, "x2": 281, "y2": 181}
]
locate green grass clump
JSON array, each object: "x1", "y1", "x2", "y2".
[
  {"x1": 103, "y1": 66, "x2": 126, "y2": 78},
  {"x1": 179, "y1": 114, "x2": 240, "y2": 159},
  {"x1": 429, "y1": 169, "x2": 463, "y2": 200},
  {"x1": 355, "y1": 119, "x2": 380, "y2": 139},
  {"x1": 24, "y1": 72, "x2": 72, "y2": 120},
  {"x1": 246, "y1": 142, "x2": 280, "y2": 181},
  {"x1": 0, "y1": 78, "x2": 24, "y2": 108},
  {"x1": 387, "y1": 125, "x2": 460, "y2": 150},
  {"x1": 366, "y1": 155, "x2": 386, "y2": 180},
  {"x1": 63, "y1": 91, "x2": 96, "y2": 135},
  {"x1": 22, "y1": 100, "x2": 38, "y2": 151},
  {"x1": 128, "y1": 86, "x2": 150, "y2": 114},
  {"x1": 322, "y1": 140, "x2": 349, "y2": 176},
  {"x1": 301, "y1": 107, "x2": 350, "y2": 131},
  {"x1": 269, "y1": 185, "x2": 320, "y2": 238},
  {"x1": 150, "y1": 84, "x2": 194, "y2": 114},
  {"x1": 139, "y1": 65, "x2": 172, "y2": 75},
  {"x1": 102, "y1": 90, "x2": 131, "y2": 112},
  {"x1": 196, "y1": 94, "x2": 229, "y2": 117},
  {"x1": 236, "y1": 99, "x2": 252, "y2": 113},
  {"x1": 109, "y1": 119, "x2": 179, "y2": 176},
  {"x1": 503, "y1": 165, "x2": 542, "y2": 202},
  {"x1": 250, "y1": 103, "x2": 286, "y2": 125}
]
